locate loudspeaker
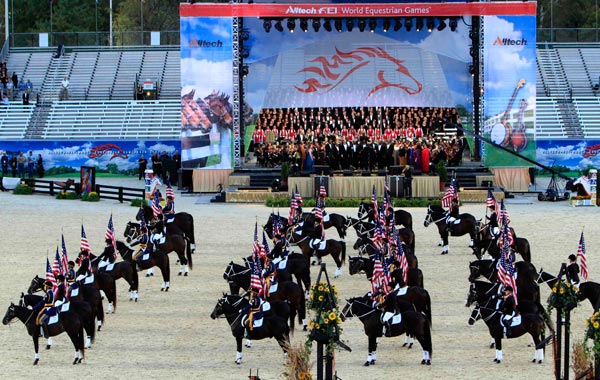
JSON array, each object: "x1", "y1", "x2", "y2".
[
  {"x1": 178, "y1": 169, "x2": 193, "y2": 191},
  {"x1": 389, "y1": 165, "x2": 403, "y2": 175},
  {"x1": 314, "y1": 165, "x2": 332, "y2": 176},
  {"x1": 343, "y1": 170, "x2": 353, "y2": 177},
  {"x1": 314, "y1": 176, "x2": 330, "y2": 197},
  {"x1": 377, "y1": 169, "x2": 388, "y2": 176},
  {"x1": 361, "y1": 171, "x2": 372, "y2": 177},
  {"x1": 389, "y1": 175, "x2": 404, "y2": 198}
]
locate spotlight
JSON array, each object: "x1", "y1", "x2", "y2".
[
  {"x1": 437, "y1": 18, "x2": 447, "y2": 31},
  {"x1": 263, "y1": 19, "x2": 272, "y2": 33},
  {"x1": 312, "y1": 18, "x2": 321, "y2": 32},
  {"x1": 274, "y1": 20, "x2": 283, "y2": 32},
  {"x1": 334, "y1": 18, "x2": 342, "y2": 32},
  {"x1": 449, "y1": 17, "x2": 458, "y2": 32},
  {"x1": 383, "y1": 19, "x2": 391, "y2": 32},
  {"x1": 241, "y1": 65, "x2": 249, "y2": 78},
  {"x1": 469, "y1": 64, "x2": 475, "y2": 76},
  {"x1": 242, "y1": 48, "x2": 250, "y2": 59},
  {"x1": 287, "y1": 18, "x2": 296, "y2": 33},
  {"x1": 393, "y1": 18, "x2": 402, "y2": 32},
  {"x1": 300, "y1": 19, "x2": 308, "y2": 33},
  {"x1": 416, "y1": 18, "x2": 423, "y2": 32},
  {"x1": 358, "y1": 19, "x2": 366, "y2": 32},
  {"x1": 404, "y1": 18, "x2": 412, "y2": 32},
  {"x1": 346, "y1": 18, "x2": 354, "y2": 32},
  {"x1": 369, "y1": 18, "x2": 377, "y2": 33},
  {"x1": 426, "y1": 18, "x2": 434, "y2": 32},
  {"x1": 323, "y1": 18, "x2": 332, "y2": 32},
  {"x1": 469, "y1": 47, "x2": 475, "y2": 57}
]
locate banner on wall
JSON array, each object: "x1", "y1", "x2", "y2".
[
  {"x1": 0, "y1": 140, "x2": 180, "y2": 176},
  {"x1": 536, "y1": 140, "x2": 600, "y2": 171},
  {"x1": 180, "y1": 16, "x2": 234, "y2": 170},
  {"x1": 482, "y1": 14, "x2": 537, "y2": 167}
]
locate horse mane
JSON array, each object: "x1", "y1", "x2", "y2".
[{"x1": 204, "y1": 90, "x2": 230, "y2": 106}]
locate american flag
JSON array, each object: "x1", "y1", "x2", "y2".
[
  {"x1": 140, "y1": 212, "x2": 147, "y2": 230},
  {"x1": 382, "y1": 255, "x2": 392, "y2": 287},
  {"x1": 441, "y1": 184, "x2": 458, "y2": 208},
  {"x1": 319, "y1": 178, "x2": 327, "y2": 198},
  {"x1": 46, "y1": 257, "x2": 57, "y2": 290},
  {"x1": 294, "y1": 186, "x2": 303, "y2": 206},
  {"x1": 288, "y1": 195, "x2": 297, "y2": 225},
  {"x1": 151, "y1": 191, "x2": 162, "y2": 217},
  {"x1": 504, "y1": 244, "x2": 518, "y2": 305},
  {"x1": 499, "y1": 200, "x2": 511, "y2": 226},
  {"x1": 371, "y1": 250, "x2": 386, "y2": 296},
  {"x1": 80, "y1": 225, "x2": 91, "y2": 253},
  {"x1": 486, "y1": 189, "x2": 498, "y2": 210},
  {"x1": 165, "y1": 179, "x2": 175, "y2": 200},
  {"x1": 497, "y1": 224, "x2": 518, "y2": 304},
  {"x1": 371, "y1": 185, "x2": 378, "y2": 212},
  {"x1": 396, "y1": 235, "x2": 409, "y2": 285},
  {"x1": 252, "y1": 222, "x2": 263, "y2": 258},
  {"x1": 578, "y1": 231, "x2": 588, "y2": 281},
  {"x1": 262, "y1": 231, "x2": 271, "y2": 258},
  {"x1": 61, "y1": 234, "x2": 69, "y2": 275},
  {"x1": 497, "y1": 202, "x2": 514, "y2": 247},
  {"x1": 52, "y1": 247, "x2": 62, "y2": 275},
  {"x1": 273, "y1": 212, "x2": 284, "y2": 237},
  {"x1": 250, "y1": 250, "x2": 264, "y2": 296},
  {"x1": 105, "y1": 214, "x2": 117, "y2": 259},
  {"x1": 373, "y1": 217, "x2": 385, "y2": 249},
  {"x1": 383, "y1": 179, "x2": 393, "y2": 219}
]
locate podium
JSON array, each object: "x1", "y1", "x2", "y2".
[
  {"x1": 389, "y1": 176, "x2": 405, "y2": 198},
  {"x1": 314, "y1": 176, "x2": 330, "y2": 198}
]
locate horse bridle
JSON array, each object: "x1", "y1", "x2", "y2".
[
  {"x1": 223, "y1": 264, "x2": 250, "y2": 281},
  {"x1": 124, "y1": 223, "x2": 139, "y2": 242},
  {"x1": 342, "y1": 298, "x2": 377, "y2": 319}
]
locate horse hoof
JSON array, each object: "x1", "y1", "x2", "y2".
[
  {"x1": 408, "y1": 343, "x2": 413, "y2": 349},
  {"x1": 363, "y1": 361, "x2": 370, "y2": 367},
  {"x1": 73, "y1": 359, "x2": 78, "y2": 365},
  {"x1": 184, "y1": 273, "x2": 188, "y2": 277},
  {"x1": 33, "y1": 359, "x2": 39, "y2": 365},
  {"x1": 146, "y1": 274, "x2": 151, "y2": 278},
  {"x1": 97, "y1": 327, "x2": 101, "y2": 332},
  {"x1": 46, "y1": 345, "x2": 51, "y2": 350},
  {"x1": 489, "y1": 343, "x2": 495, "y2": 349},
  {"x1": 402, "y1": 343, "x2": 408, "y2": 347},
  {"x1": 532, "y1": 359, "x2": 536, "y2": 363},
  {"x1": 421, "y1": 359, "x2": 426, "y2": 365},
  {"x1": 538, "y1": 360, "x2": 543, "y2": 364},
  {"x1": 178, "y1": 272, "x2": 182, "y2": 276},
  {"x1": 235, "y1": 359, "x2": 242, "y2": 365},
  {"x1": 165, "y1": 287, "x2": 169, "y2": 292},
  {"x1": 135, "y1": 298, "x2": 138, "y2": 303},
  {"x1": 161, "y1": 288, "x2": 164, "y2": 292},
  {"x1": 303, "y1": 326, "x2": 308, "y2": 332}
]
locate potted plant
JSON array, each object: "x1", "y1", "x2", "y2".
[
  {"x1": 280, "y1": 162, "x2": 290, "y2": 191},
  {"x1": 436, "y1": 161, "x2": 448, "y2": 191}
]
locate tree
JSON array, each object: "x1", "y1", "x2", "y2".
[{"x1": 113, "y1": 0, "x2": 179, "y2": 45}]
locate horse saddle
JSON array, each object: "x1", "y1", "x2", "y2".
[
  {"x1": 310, "y1": 241, "x2": 326, "y2": 250},
  {"x1": 276, "y1": 257, "x2": 288, "y2": 270},
  {"x1": 101, "y1": 263, "x2": 115, "y2": 272},
  {"x1": 83, "y1": 274, "x2": 95, "y2": 285},
  {"x1": 501, "y1": 314, "x2": 521, "y2": 327},
  {"x1": 381, "y1": 312, "x2": 402, "y2": 326},
  {"x1": 60, "y1": 302, "x2": 70, "y2": 313},
  {"x1": 241, "y1": 314, "x2": 264, "y2": 329},
  {"x1": 48, "y1": 314, "x2": 60, "y2": 325}
]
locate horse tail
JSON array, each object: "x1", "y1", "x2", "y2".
[
  {"x1": 299, "y1": 286, "x2": 306, "y2": 329},
  {"x1": 341, "y1": 241, "x2": 346, "y2": 265},
  {"x1": 111, "y1": 277, "x2": 118, "y2": 312},
  {"x1": 188, "y1": 213, "x2": 196, "y2": 246},
  {"x1": 186, "y1": 237, "x2": 193, "y2": 270},
  {"x1": 79, "y1": 323, "x2": 86, "y2": 360},
  {"x1": 537, "y1": 301, "x2": 555, "y2": 335},
  {"x1": 423, "y1": 312, "x2": 433, "y2": 356},
  {"x1": 424, "y1": 290, "x2": 432, "y2": 328},
  {"x1": 96, "y1": 295, "x2": 105, "y2": 326}
]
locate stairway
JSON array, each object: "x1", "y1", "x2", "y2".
[
  {"x1": 445, "y1": 163, "x2": 493, "y2": 189},
  {"x1": 40, "y1": 54, "x2": 72, "y2": 102},
  {"x1": 24, "y1": 105, "x2": 51, "y2": 139}
]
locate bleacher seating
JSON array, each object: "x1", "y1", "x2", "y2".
[
  {"x1": 573, "y1": 97, "x2": 600, "y2": 138},
  {"x1": 42, "y1": 99, "x2": 180, "y2": 140},
  {"x1": 0, "y1": 104, "x2": 36, "y2": 139},
  {"x1": 557, "y1": 48, "x2": 594, "y2": 96},
  {"x1": 535, "y1": 97, "x2": 567, "y2": 139}
]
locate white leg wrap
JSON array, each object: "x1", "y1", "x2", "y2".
[
  {"x1": 74, "y1": 351, "x2": 79, "y2": 360},
  {"x1": 47, "y1": 337, "x2": 53, "y2": 346},
  {"x1": 538, "y1": 348, "x2": 544, "y2": 361},
  {"x1": 185, "y1": 265, "x2": 190, "y2": 274},
  {"x1": 442, "y1": 245, "x2": 449, "y2": 252},
  {"x1": 191, "y1": 243, "x2": 196, "y2": 250},
  {"x1": 86, "y1": 337, "x2": 91, "y2": 348},
  {"x1": 496, "y1": 350, "x2": 503, "y2": 361},
  {"x1": 235, "y1": 351, "x2": 243, "y2": 364},
  {"x1": 334, "y1": 267, "x2": 342, "y2": 277},
  {"x1": 367, "y1": 353, "x2": 372, "y2": 362},
  {"x1": 423, "y1": 351, "x2": 430, "y2": 361},
  {"x1": 147, "y1": 268, "x2": 154, "y2": 275},
  {"x1": 107, "y1": 302, "x2": 113, "y2": 313},
  {"x1": 410, "y1": 337, "x2": 415, "y2": 344},
  {"x1": 372, "y1": 351, "x2": 377, "y2": 361},
  {"x1": 404, "y1": 336, "x2": 409, "y2": 344},
  {"x1": 179, "y1": 264, "x2": 184, "y2": 273},
  {"x1": 35, "y1": 353, "x2": 40, "y2": 360},
  {"x1": 303, "y1": 318, "x2": 307, "y2": 326},
  {"x1": 245, "y1": 339, "x2": 252, "y2": 348},
  {"x1": 165, "y1": 281, "x2": 170, "y2": 288},
  {"x1": 133, "y1": 290, "x2": 138, "y2": 300}
]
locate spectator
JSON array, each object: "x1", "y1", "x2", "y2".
[
  {"x1": 36, "y1": 154, "x2": 44, "y2": 178},
  {"x1": 27, "y1": 151, "x2": 35, "y2": 178},
  {"x1": 18, "y1": 78, "x2": 25, "y2": 93},
  {"x1": 5, "y1": 80, "x2": 13, "y2": 99},
  {"x1": 22, "y1": 91, "x2": 29, "y2": 105},
  {"x1": 137, "y1": 154, "x2": 148, "y2": 180},
  {"x1": 135, "y1": 84, "x2": 144, "y2": 100},
  {"x1": 1, "y1": 151, "x2": 8, "y2": 177},
  {"x1": 53, "y1": 44, "x2": 64, "y2": 59},
  {"x1": 26, "y1": 79, "x2": 33, "y2": 95},
  {"x1": 2, "y1": 96, "x2": 8, "y2": 106},
  {"x1": 9, "y1": 153, "x2": 17, "y2": 177},
  {"x1": 16, "y1": 151, "x2": 26, "y2": 178},
  {"x1": 11, "y1": 72, "x2": 18, "y2": 90},
  {"x1": 60, "y1": 77, "x2": 69, "y2": 101}
]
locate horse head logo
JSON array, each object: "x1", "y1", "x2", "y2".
[{"x1": 295, "y1": 47, "x2": 423, "y2": 99}]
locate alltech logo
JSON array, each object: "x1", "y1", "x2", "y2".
[{"x1": 493, "y1": 37, "x2": 527, "y2": 46}]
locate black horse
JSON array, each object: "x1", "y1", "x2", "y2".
[
  {"x1": 116, "y1": 240, "x2": 171, "y2": 291},
  {"x1": 424, "y1": 204, "x2": 476, "y2": 255},
  {"x1": 357, "y1": 202, "x2": 413, "y2": 230},
  {"x1": 3, "y1": 302, "x2": 86, "y2": 365},
  {"x1": 125, "y1": 221, "x2": 192, "y2": 276},
  {"x1": 472, "y1": 224, "x2": 531, "y2": 263},
  {"x1": 578, "y1": 282, "x2": 600, "y2": 311},
  {"x1": 468, "y1": 259, "x2": 537, "y2": 285},
  {"x1": 353, "y1": 235, "x2": 415, "y2": 258},
  {"x1": 536, "y1": 269, "x2": 560, "y2": 290},
  {"x1": 137, "y1": 205, "x2": 196, "y2": 252},
  {"x1": 210, "y1": 294, "x2": 290, "y2": 365},
  {"x1": 239, "y1": 253, "x2": 311, "y2": 294},
  {"x1": 90, "y1": 253, "x2": 139, "y2": 301},
  {"x1": 287, "y1": 226, "x2": 346, "y2": 278},
  {"x1": 468, "y1": 302, "x2": 545, "y2": 364},
  {"x1": 348, "y1": 255, "x2": 423, "y2": 288},
  {"x1": 264, "y1": 212, "x2": 348, "y2": 240},
  {"x1": 222, "y1": 261, "x2": 306, "y2": 331},
  {"x1": 340, "y1": 295, "x2": 432, "y2": 366},
  {"x1": 20, "y1": 294, "x2": 96, "y2": 350}
]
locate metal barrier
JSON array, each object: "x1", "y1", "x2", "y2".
[{"x1": 95, "y1": 184, "x2": 144, "y2": 203}]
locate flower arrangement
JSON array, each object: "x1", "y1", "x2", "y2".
[
  {"x1": 13, "y1": 183, "x2": 33, "y2": 195},
  {"x1": 283, "y1": 341, "x2": 313, "y2": 380},
  {"x1": 547, "y1": 280, "x2": 579, "y2": 315},
  {"x1": 56, "y1": 190, "x2": 79, "y2": 200},
  {"x1": 307, "y1": 282, "x2": 343, "y2": 356},
  {"x1": 81, "y1": 191, "x2": 99, "y2": 202},
  {"x1": 572, "y1": 195, "x2": 592, "y2": 200},
  {"x1": 585, "y1": 312, "x2": 600, "y2": 357}
]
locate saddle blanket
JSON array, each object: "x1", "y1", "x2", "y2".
[
  {"x1": 310, "y1": 240, "x2": 326, "y2": 250},
  {"x1": 83, "y1": 274, "x2": 95, "y2": 285},
  {"x1": 501, "y1": 315, "x2": 522, "y2": 327},
  {"x1": 48, "y1": 315, "x2": 60, "y2": 325},
  {"x1": 70, "y1": 287, "x2": 79, "y2": 297},
  {"x1": 397, "y1": 286, "x2": 409, "y2": 296},
  {"x1": 323, "y1": 214, "x2": 330, "y2": 223},
  {"x1": 261, "y1": 302, "x2": 271, "y2": 313},
  {"x1": 60, "y1": 302, "x2": 70, "y2": 312},
  {"x1": 142, "y1": 253, "x2": 150, "y2": 261},
  {"x1": 98, "y1": 261, "x2": 108, "y2": 269},
  {"x1": 277, "y1": 257, "x2": 288, "y2": 270},
  {"x1": 241, "y1": 315, "x2": 264, "y2": 329},
  {"x1": 381, "y1": 312, "x2": 402, "y2": 325},
  {"x1": 105, "y1": 263, "x2": 115, "y2": 272},
  {"x1": 269, "y1": 283, "x2": 279, "y2": 294}
]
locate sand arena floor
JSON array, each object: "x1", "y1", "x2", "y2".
[{"x1": 1, "y1": 177, "x2": 599, "y2": 380}]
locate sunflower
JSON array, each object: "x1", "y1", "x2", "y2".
[
  {"x1": 337, "y1": 317, "x2": 342, "y2": 324},
  {"x1": 315, "y1": 323, "x2": 320, "y2": 329},
  {"x1": 324, "y1": 318, "x2": 329, "y2": 324},
  {"x1": 552, "y1": 287, "x2": 557, "y2": 293},
  {"x1": 318, "y1": 286, "x2": 324, "y2": 292},
  {"x1": 318, "y1": 295, "x2": 323, "y2": 301},
  {"x1": 298, "y1": 372, "x2": 305, "y2": 380},
  {"x1": 566, "y1": 282, "x2": 571, "y2": 288},
  {"x1": 329, "y1": 312, "x2": 336, "y2": 320},
  {"x1": 594, "y1": 322, "x2": 599, "y2": 329},
  {"x1": 560, "y1": 288, "x2": 565, "y2": 294}
]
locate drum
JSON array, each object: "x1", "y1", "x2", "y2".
[{"x1": 490, "y1": 123, "x2": 511, "y2": 147}]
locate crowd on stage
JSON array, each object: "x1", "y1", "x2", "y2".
[{"x1": 249, "y1": 105, "x2": 467, "y2": 173}]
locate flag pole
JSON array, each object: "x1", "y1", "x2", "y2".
[{"x1": 50, "y1": 1, "x2": 52, "y2": 46}]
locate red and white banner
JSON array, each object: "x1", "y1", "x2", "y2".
[{"x1": 181, "y1": 2, "x2": 536, "y2": 18}]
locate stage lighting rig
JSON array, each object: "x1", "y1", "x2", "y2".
[
  {"x1": 346, "y1": 18, "x2": 354, "y2": 32},
  {"x1": 263, "y1": 19, "x2": 272, "y2": 33},
  {"x1": 393, "y1": 18, "x2": 402, "y2": 32},
  {"x1": 323, "y1": 18, "x2": 332, "y2": 32},
  {"x1": 449, "y1": 17, "x2": 458, "y2": 32},
  {"x1": 334, "y1": 18, "x2": 342, "y2": 32},
  {"x1": 242, "y1": 29, "x2": 250, "y2": 41},
  {"x1": 300, "y1": 19, "x2": 308, "y2": 32},
  {"x1": 416, "y1": 18, "x2": 424, "y2": 32},
  {"x1": 274, "y1": 20, "x2": 283, "y2": 32},
  {"x1": 426, "y1": 18, "x2": 434, "y2": 32},
  {"x1": 312, "y1": 18, "x2": 321, "y2": 32},
  {"x1": 404, "y1": 18, "x2": 413, "y2": 32},
  {"x1": 437, "y1": 18, "x2": 447, "y2": 31},
  {"x1": 358, "y1": 19, "x2": 366, "y2": 32},
  {"x1": 369, "y1": 18, "x2": 377, "y2": 33},
  {"x1": 287, "y1": 18, "x2": 296, "y2": 33},
  {"x1": 383, "y1": 19, "x2": 391, "y2": 32},
  {"x1": 241, "y1": 65, "x2": 249, "y2": 78}
]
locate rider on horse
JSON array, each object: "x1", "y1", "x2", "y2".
[
  {"x1": 445, "y1": 198, "x2": 460, "y2": 228},
  {"x1": 54, "y1": 274, "x2": 67, "y2": 305},
  {"x1": 567, "y1": 254, "x2": 581, "y2": 286},
  {"x1": 309, "y1": 216, "x2": 325, "y2": 253},
  {"x1": 485, "y1": 204, "x2": 499, "y2": 238},
  {"x1": 498, "y1": 286, "x2": 517, "y2": 337},
  {"x1": 268, "y1": 234, "x2": 288, "y2": 263},
  {"x1": 33, "y1": 280, "x2": 55, "y2": 338},
  {"x1": 375, "y1": 281, "x2": 399, "y2": 335},
  {"x1": 151, "y1": 220, "x2": 166, "y2": 246},
  {"x1": 75, "y1": 250, "x2": 93, "y2": 284},
  {"x1": 66, "y1": 261, "x2": 76, "y2": 284},
  {"x1": 130, "y1": 225, "x2": 150, "y2": 267},
  {"x1": 261, "y1": 258, "x2": 278, "y2": 298},
  {"x1": 97, "y1": 238, "x2": 116, "y2": 270},
  {"x1": 242, "y1": 287, "x2": 270, "y2": 334},
  {"x1": 162, "y1": 195, "x2": 175, "y2": 224}
]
